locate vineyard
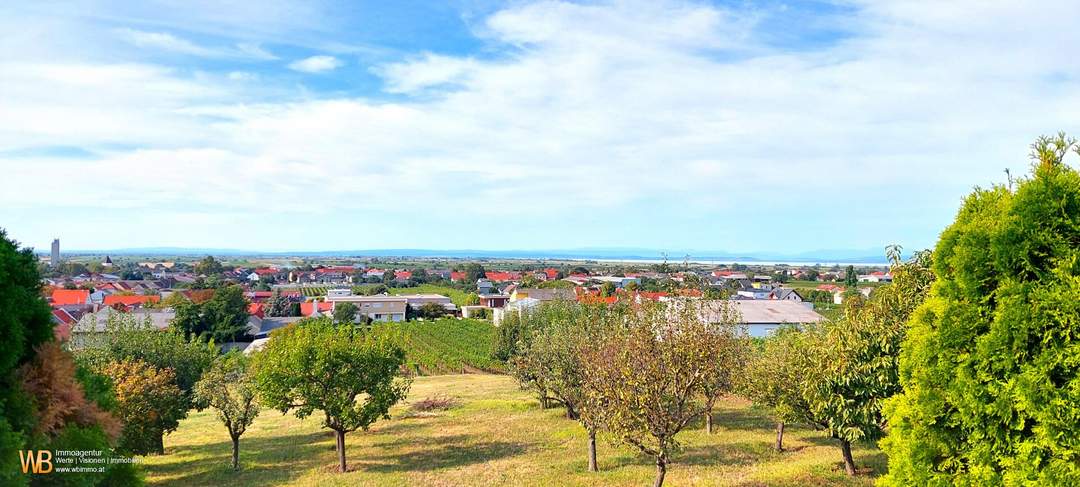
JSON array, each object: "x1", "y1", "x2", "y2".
[
  {"x1": 387, "y1": 284, "x2": 471, "y2": 306},
  {"x1": 299, "y1": 286, "x2": 328, "y2": 297},
  {"x1": 372, "y1": 318, "x2": 504, "y2": 375}
]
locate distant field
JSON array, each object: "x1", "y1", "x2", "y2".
[
  {"x1": 373, "y1": 318, "x2": 503, "y2": 375},
  {"x1": 141, "y1": 374, "x2": 884, "y2": 487}
]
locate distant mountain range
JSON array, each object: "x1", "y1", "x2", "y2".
[{"x1": 53, "y1": 246, "x2": 893, "y2": 264}]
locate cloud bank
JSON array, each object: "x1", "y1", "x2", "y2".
[{"x1": 1, "y1": 0, "x2": 1079, "y2": 251}]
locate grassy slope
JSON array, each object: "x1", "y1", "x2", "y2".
[
  {"x1": 372, "y1": 318, "x2": 504, "y2": 375},
  {"x1": 142, "y1": 374, "x2": 884, "y2": 487}
]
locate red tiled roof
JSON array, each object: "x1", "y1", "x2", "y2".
[
  {"x1": 485, "y1": 271, "x2": 520, "y2": 282},
  {"x1": 578, "y1": 293, "x2": 619, "y2": 304},
  {"x1": 52, "y1": 308, "x2": 77, "y2": 325},
  {"x1": 817, "y1": 284, "x2": 842, "y2": 292},
  {"x1": 395, "y1": 271, "x2": 412, "y2": 280},
  {"x1": 247, "y1": 291, "x2": 273, "y2": 302},
  {"x1": 544, "y1": 268, "x2": 559, "y2": 279},
  {"x1": 248, "y1": 303, "x2": 264, "y2": 318},
  {"x1": 450, "y1": 271, "x2": 466, "y2": 281},
  {"x1": 52, "y1": 311, "x2": 74, "y2": 341},
  {"x1": 51, "y1": 289, "x2": 90, "y2": 306},
  {"x1": 254, "y1": 268, "x2": 279, "y2": 275},
  {"x1": 299, "y1": 301, "x2": 334, "y2": 316},
  {"x1": 637, "y1": 291, "x2": 670, "y2": 301},
  {"x1": 103, "y1": 295, "x2": 160, "y2": 307},
  {"x1": 181, "y1": 289, "x2": 216, "y2": 303}
]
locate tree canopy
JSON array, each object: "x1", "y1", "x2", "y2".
[
  {"x1": 171, "y1": 285, "x2": 252, "y2": 343},
  {"x1": 194, "y1": 353, "x2": 259, "y2": 470},
  {"x1": 580, "y1": 299, "x2": 748, "y2": 487},
  {"x1": 253, "y1": 317, "x2": 410, "y2": 472},
  {"x1": 804, "y1": 248, "x2": 934, "y2": 475}
]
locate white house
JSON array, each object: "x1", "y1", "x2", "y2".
[
  {"x1": 699, "y1": 300, "x2": 824, "y2": 338},
  {"x1": 325, "y1": 292, "x2": 407, "y2": 322}
]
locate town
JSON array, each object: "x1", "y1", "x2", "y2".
[{"x1": 40, "y1": 239, "x2": 893, "y2": 351}]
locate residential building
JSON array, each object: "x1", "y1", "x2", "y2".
[
  {"x1": 478, "y1": 293, "x2": 510, "y2": 308},
  {"x1": 699, "y1": 300, "x2": 824, "y2": 338},
  {"x1": 70, "y1": 309, "x2": 174, "y2": 347},
  {"x1": 588, "y1": 276, "x2": 641, "y2": 288},
  {"x1": 510, "y1": 288, "x2": 575, "y2": 302},
  {"x1": 493, "y1": 297, "x2": 542, "y2": 326},
  {"x1": 246, "y1": 316, "x2": 306, "y2": 339},
  {"x1": 735, "y1": 288, "x2": 772, "y2": 300},
  {"x1": 51, "y1": 289, "x2": 90, "y2": 306},
  {"x1": 858, "y1": 271, "x2": 893, "y2": 283},
  {"x1": 324, "y1": 294, "x2": 407, "y2": 322},
  {"x1": 768, "y1": 288, "x2": 804, "y2": 302},
  {"x1": 396, "y1": 294, "x2": 456, "y2": 313},
  {"x1": 103, "y1": 294, "x2": 161, "y2": 310}
]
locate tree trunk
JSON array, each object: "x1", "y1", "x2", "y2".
[
  {"x1": 335, "y1": 430, "x2": 347, "y2": 473},
  {"x1": 653, "y1": 457, "x2": 667, "y2": 487},
  {"x1": 231, "y1": 436, "x2": 240, "y2": 470},
  {"x1": 775, "y1": 421, "x2": 785, "y2": 452},
  {"x1": 587, "y1": 428, "x2": 598, "y2": 472},
  {"x1": 155, "y1": 432, "x2": 165, "y2": 455},
  {"x1": 705, "y1": 409, "x2": 713, "y2": 434},
  {"x1": 839, "y1": 439, "x2": 856, "y2": 476}
]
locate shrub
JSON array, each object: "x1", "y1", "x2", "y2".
[{"x1": 409, "y1": 394, "x2": 458, "y2": 413}]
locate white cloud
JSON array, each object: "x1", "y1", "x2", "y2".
[
  {"x1": 287, "y1": 55, "x2": 342, "y2": 73},
  {"x1": 117, "y1": 28, "x2": 216, "y2": 56},
  {"x1": 234, "y1": 42, "x2": 278, "y2": 60},
  {"x1": 4, "y1": 0, "x2": 1080, "y2": 250},
  {"x1": 227, "y1": 71, "x2": 258, "y2": 81},
  {"x1": 375, "y1": 53, "x2": 479, "y2": 93},
  {"x1": 116, "y1": 28, "x2": 277, "y2": 59}
]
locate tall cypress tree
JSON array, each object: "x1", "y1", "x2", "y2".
[
  {"x1": 0, "y1": 229, "x2": 57, "y2": 486},
  {"x1": 882, "y1": 134, "x2": 1080, "y2": 485}
]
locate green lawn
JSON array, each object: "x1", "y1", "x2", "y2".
[
  {"x1": 815, "y1": 303, "x2": 843, "y2": 321},
  {"x1": 141, "y1": 374, "x2": 884, "y2": 486},
  {"x1": 386, "y1": 284, "x2": 471, "y2": 306},
  {"x1": 373, "y1": 318, "x2": 504, "y2": 375}
]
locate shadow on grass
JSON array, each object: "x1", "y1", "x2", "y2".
[
  {"x1": 149, "y1": 430, "x2": 331, "y2": 487},
  {"x1": 370, "y1": 433, "x2": 471, "y2": 449},
  {"x1": 706, "y1": 407, "x2": 786, "y2": 432},
  {"x1": 606, "y1": 441, "x2": 767, "y2": 470},
  {"x1": 367, "y1": 417, "x2": 436, "y2": 437},
  {"x1": 359, "y1": 440, "x2": 529, "y2": 473}
]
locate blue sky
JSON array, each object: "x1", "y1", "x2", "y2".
[{"x1": 2, "y1": 1, "x2": 1079, "y2": 254}]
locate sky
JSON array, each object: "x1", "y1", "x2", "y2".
[{"x1": 2, "y1": 0, "x2": 1079, "y2": 255}]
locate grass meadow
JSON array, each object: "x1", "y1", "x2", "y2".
[{"x1": 141, "y1": 374, "x2": 884, "y2": 487}]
